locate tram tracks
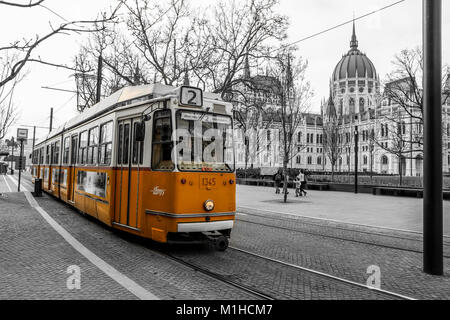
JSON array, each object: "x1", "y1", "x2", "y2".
[
  {"x1": 238, "y1": 206, "x2": 450, "y2": 244},
  {"x1": 154, "y1": 244, "x2": 414, "y2": 300},
  {"x1": 227, "y1": 246, "x2": 415, "y2": 300},
  {"x1": 236, "y1": 209, "x2": 450, "y2": 257},
  {"x1": 154, "y1": 248, "x2": 276, "y2": 300}
]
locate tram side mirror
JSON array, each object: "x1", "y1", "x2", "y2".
[{"x1": 135, "y1": 121, "x2": 146, "y2": 142}]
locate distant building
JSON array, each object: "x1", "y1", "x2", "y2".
[{"x1": 234, "y1": 22, "x2": 450, "y2": 176}]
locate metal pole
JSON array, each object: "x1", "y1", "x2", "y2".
[
  {"x1": 32, "y1": 126, "x2": 36, "y2": 155},
  {"x1": 49, "y1": 107, "x2": 53, "y2": 133},
  {"x1": 354, "y1": 125, "x2": 358, "y2": 193},
  {"x1": 18, "y1": 140, "x2": 23, "y2": 192},
  {"x1": 423, "y1": 0, "x2": 443, "y2": 275},
  {"x1": 96, "y1": 54, "x2": 103, "y2": 103}
]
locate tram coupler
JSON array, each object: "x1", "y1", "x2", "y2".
[{"x1": 203, "y1": 231, "x2": 229, "y2": 251}]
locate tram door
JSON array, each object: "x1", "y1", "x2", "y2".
[
  {"x1": 114, "y1": 118, "x2": 141, "y2": 229},
  {"x1": 69, "y1": 134, "x2": 78, "y2": 203}
]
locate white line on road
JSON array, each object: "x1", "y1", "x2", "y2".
[
  {"x1": 7, "y1": 174, "x2": 30, "y2": 192},
  {"x1": 23, "y1": 191, "x2": 159, "y2": 300},
  {"x1": 2, "y1": 175, "x2": 12, "y2": 192}
]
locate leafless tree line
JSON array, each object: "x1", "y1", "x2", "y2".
[{"x1": 0, "y1": 0, "x2": 120, "y2": 141}]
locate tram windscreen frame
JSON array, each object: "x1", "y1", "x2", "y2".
[{"x1": 175, "y1": 110, "x2": 234, "y2": 172}]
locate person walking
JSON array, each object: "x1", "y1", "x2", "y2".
[
  {"x1": 300, "y1": 169, "x2": 307, "y2": 196},
  {"x1": 294, "y1": 172, "x2": 302, "y2": 197},
  {"x1": 274, "y1": 169, "x2": 282, "y2": 194}
]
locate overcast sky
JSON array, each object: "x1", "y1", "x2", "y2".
[{"x1": 1, "y1": 0, "x2": 449, "y2": 142}]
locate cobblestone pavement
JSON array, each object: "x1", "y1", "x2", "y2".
[
  {"x1": 236, "y1": 185, "x2": 450, "y2": 234},
  {"x1": 231, "y1": 209, "x2": 450, "y2": 299},
  {"x1": 0, "y1": 193, "x2": 136, "y2": 300},
  {"x1": 1, "y1": 173, "x2": 449, "y2": 299},
  {"x1": 0, "y1": 175, "x2": 257, "y2": 300}
]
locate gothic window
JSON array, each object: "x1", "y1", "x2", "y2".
[
  {"x1": 382, "y1": 155, "x2": 389, "y2": 165},
  {"x1": 349, "y1": 98, "x2": 355, "y2": 113},
  {"x1": 363, "y1": 155, "x2": 368, "y2": 165},
  {"x1": 307, "y1": 156, "x2": 312, "y2": 165},
  {"x1": 317, "y1": 157, "x2": 322, "y2": 165},
  {"x1": 296, "y1": 156, "x2": 301, "y2": 164},
  {"x1": 359, "y1": 98, "x2": 365, "y2": 112}
]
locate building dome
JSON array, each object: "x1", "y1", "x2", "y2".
[{"x1": 332, "y1": 22, "x2": 377, "y2": 81}]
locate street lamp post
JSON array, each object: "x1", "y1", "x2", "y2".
[
  {"x1": 423, "y1": 0, "x2": 443, "y2": 275},
  {"x1": 354, "y1": 125, "x2": 358, "y2": 194}
]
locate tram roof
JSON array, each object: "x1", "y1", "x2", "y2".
[{"x1": 40, "y1": 83, "x2": 223, "y2": 143}]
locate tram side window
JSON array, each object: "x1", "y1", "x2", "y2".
[
  {"x1": 87, "y1": 127, "x2": 98, "y2": 165},
  {"x1": 99, "y1": 121, "x2": 112, "y2": 165},
  {"x1": 39, "y1": 148, "x2": 44, "y2": 164},
  {"x1": 46, "y1": 145, "x2": 50, "y2": 164},
  {"x1": 71, "y1": 135, "x2": 78, "y2": 165},
  {"x1": 118, "y1": 124, "x2": 123, "y2": 164},
  {"x1": 152, "y1": 110, "x2": 174, "y2": 170},
  {"x1": 132, "y1": 122, "x2": 144, "y2": 165},
  {"x1": 53, "y1": 141, "x2": 60, "y2": 164},
  {"x1": 123, "y1": 123, "x2": 130, "y2": 164},
  {"x1": 78, "y1": 131, "x2": 88, "y2": 164},
  {"x1": 63, "y1": 137, "x2": 70, "y2": 164}
]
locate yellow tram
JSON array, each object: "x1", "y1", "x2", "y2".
[{"x1": 31, "y1": 84, "x2": 236, "y2": 250}]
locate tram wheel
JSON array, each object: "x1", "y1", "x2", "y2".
[{"x1": 215, "y1": 236, "x2": 229, "y2": 251}]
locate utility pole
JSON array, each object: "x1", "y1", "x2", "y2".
[
  {"x1": 354, "y1": 125, "x2": 358, "y2": 194},
  {"x1": 423, "y1": 0, "x2": 443, "y2": 275},
  {"x1": 32, "y1": 126, "x2": 36, "y2": 155},
  {"x1": 49, "y1": 107, "x2": 53, "y2": 133},
  {"x1": 18, "y1": 139, "x2": 23, "y2": 192},
  {"x1": 96, "y1": 54, "x2": 103, "y2": 103}
]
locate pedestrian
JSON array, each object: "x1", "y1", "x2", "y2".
[
  {"x1": 300, "y1": 169, "x2": 307, "y2": 196},
  {"x1": 294, "y1": 172, "x2": 302, "y2": 197},
  {"x1": 274, "y1": 169, "x2": 282, "y2": 194}
]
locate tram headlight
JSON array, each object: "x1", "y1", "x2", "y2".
[{"x1": 204, "y1": 199, "x2": 215, "y2": 211}]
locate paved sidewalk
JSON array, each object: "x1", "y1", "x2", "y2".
[
  {"x1": 0, "y1": 192, "x2": 136, "y2": 299},
  {"x1": 237, "y1": 185, "x2": 450, "y2": 234}
]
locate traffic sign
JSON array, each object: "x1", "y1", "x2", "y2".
[{"x1": 17, "y1": 128, "x2": 28, "y2": 140}]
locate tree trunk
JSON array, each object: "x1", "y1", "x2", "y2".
[{"x1": 283, "y1": 159, "x2": 288, "y2": 203}]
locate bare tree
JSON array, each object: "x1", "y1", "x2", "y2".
[
  {"x1": 323, "y1": 116, "x2": 343, "y2": 182},
  {"x1": 200, "y1": 0, "x2": 288, "y2": 99},
  {"x1": 268, "y1": 51, "x2": 312, "y2": 202},
  {"x1": 374, "y1": 111, "x2": 411, "y2": 185},
  {"x1": 383, "y1": 47, "x2": 450, "y2": 153},
  {"x1": 0, "y1": 54, "x2": 21, "y2": 141}
]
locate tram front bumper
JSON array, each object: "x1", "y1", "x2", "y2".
[{"x1": 177, "y1": 220, "x2": 234, "y2": 233}]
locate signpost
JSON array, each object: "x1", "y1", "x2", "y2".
[
  {"x1": 354, "y1": 126, "x2": 359, "y2": 194},
  {"x1": 16, "y1": 128, "x2": 28, "y2": 192},
  {"x1": 423, "y1": 0, "x2": 443, "y2": 275}
]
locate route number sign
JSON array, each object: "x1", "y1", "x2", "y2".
[{"x1": 179, "y1": 86, "x2": 203, "y2": 107}]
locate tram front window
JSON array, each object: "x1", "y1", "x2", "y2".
[
  {"x1": 152, "y1": 110, "x2": 175, "y2": 170},
  {"x1": 175, "y1": 110, "x2": 234, "y2": 172}
]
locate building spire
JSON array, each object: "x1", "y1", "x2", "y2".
[
  {"x1": 350, "y1": 19, "x2": 358, "y2": 50},
  {"x1": 244, "y1": 50, "x2": 251, "y2": 79},
  {"x1": 183, "y1": 69, "x2": 190, "y2": 86}
]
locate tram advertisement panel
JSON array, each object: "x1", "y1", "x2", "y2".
[{"x1": 77, "y1": 170, "x2": 107, "y2": 198}]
